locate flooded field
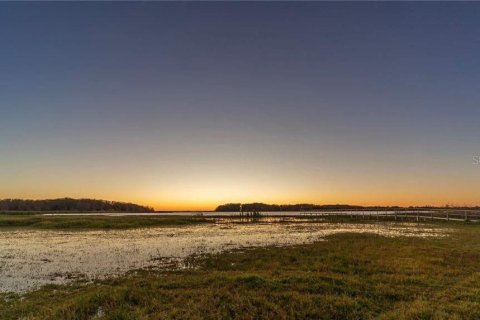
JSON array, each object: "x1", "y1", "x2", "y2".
[{"x1": 0, "y1": 220, "x2": 447, "y2": 293}]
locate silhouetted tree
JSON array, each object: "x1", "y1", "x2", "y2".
[
  {"x1": 214, "y1": 203, "x2": 473, "y2": 212},
  {"x1": 0, "y1": 198, "x2": 154, "y2": 212}
]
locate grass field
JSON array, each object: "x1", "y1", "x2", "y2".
[
  {"x1": 0, "y1": 214, "x2": 210, "y2": 230},
  {"x1": 1, "y1": 221, "x2": 480, "y2": 319}
]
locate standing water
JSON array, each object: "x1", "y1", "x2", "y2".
[{"x1": 0, "y1": 219, "x2": 447, "y2": 293}]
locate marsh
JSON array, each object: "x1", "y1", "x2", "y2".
[{"x1": 0, "y1": 218, "x2": 446, "y2": 293}]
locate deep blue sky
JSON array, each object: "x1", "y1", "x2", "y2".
[{"x1": 1, "y1": 3, "x2": 479, "y2": 209}]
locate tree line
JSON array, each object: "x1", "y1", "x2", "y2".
[
  {"x1": 0, "y1": 198, "x2": 154, "y2": 212},
  {"x1": 215, "y1": 203, "x2": 480, "y2": 212},
  {"x1": 215, "y1": 203, "x2": 366, "y2": 212}
]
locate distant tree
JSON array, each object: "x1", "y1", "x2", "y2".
[
  {"x1": 0, "y1": 198, "x2": 154, "y2": 212},
  {"x1": 214, "y1": 202, "x2": 471, "y2": 212}
]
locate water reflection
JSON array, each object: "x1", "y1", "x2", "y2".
[{"x1": 0, "y1": 220, "x2": 447, "y2": 293}]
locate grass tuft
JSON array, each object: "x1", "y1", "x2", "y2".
[{"x1": 2, "y1": 222, "x2": 480, "y2": 319}]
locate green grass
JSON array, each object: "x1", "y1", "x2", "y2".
[
  {"x1": 0, "y1": 214, "x2": 210, "y2": 230},
  {"x1": 1, "y1": 222, "x2": 480, "y2": 319}
]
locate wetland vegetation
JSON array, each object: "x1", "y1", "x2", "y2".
[
  {"x1": 0, "y1": 214, "x2": 210, "y2": 230},
  {"x1": 1, "y1": 220, "x2": 479, "y2": 319}
]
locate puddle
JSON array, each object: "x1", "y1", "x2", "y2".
[{"x1": 0, "y1": 221, "x2": 447, "y2": 293}]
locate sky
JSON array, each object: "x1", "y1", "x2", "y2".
[{"x1": 1, "y1": 3, "x2": 479, "y2": 210}]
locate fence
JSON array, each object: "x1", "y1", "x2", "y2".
[{"x1": 299, "y1": 209, "x2": 480, "y2": 222}]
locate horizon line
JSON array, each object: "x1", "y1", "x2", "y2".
[{"x1": 1, "y1": 197, "x2": 479, "y2": 212}]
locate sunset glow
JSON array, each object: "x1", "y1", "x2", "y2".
[{"x1": 1, "y1": 3, "x2": 479, "y2": 210}]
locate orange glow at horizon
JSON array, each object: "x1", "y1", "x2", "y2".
[
  {"x1": 2, "y1": 146, "x2": 478, "y2": 211},
  {"x1": 2, "y1": 172, "x2": 479, "y2": 211},
  {"x1": 2, "y1": 4, "x2": 480, "y2": 213},
  {"x1": 1, "y1": 190, "x2": 479, "y2": 211}
]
